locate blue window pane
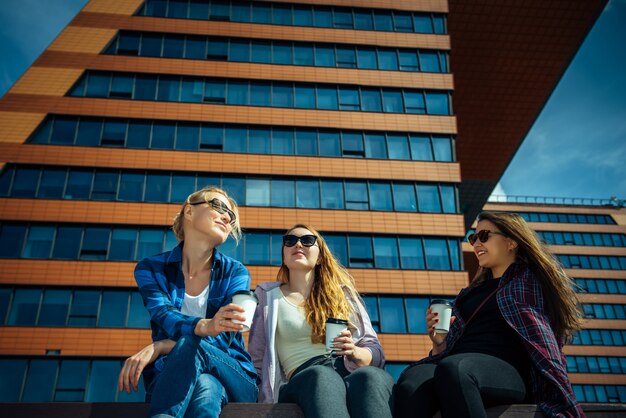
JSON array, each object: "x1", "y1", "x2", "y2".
[
  {"x1": 369, "y1": 182, "x2": 393, "y2": 211},
  {"x1": 99, "y1": 290, "x2": 129, "y2": 327},
  {"x1": 317, "y1": 86, "x2": 338, "y2": 110},
  {"x1": 180, "y1": 78, "x2": 204, "y2": 103},
  {"x1": 404, "y1": 91, "x2": 426, "y2": 114},
  {"x1": 336, "y1": 47, "x2": 357, "y2": 68},
  {"x1": 409, "y1": 135, "x2": 433, "y2": 161},
  {"x1": 338, "y1": 87, "x2": 360, "y2": 111},
  {"x1": 101, "y1": 120, "x2": 127, "y2": 146},
  {"x1": 165, "y1": 230, "x2": 178, "y2": 252},
  {"x1": 271, "y1": 128, "x2": 294, "y2": 155},
  {"x1": 313, "y1": 7, "x2": 332, "y2": 28},
  {"x1": 357, "y1": 47, "x2": 377, "y2": 69},
  {"x1": 119, "y1": 173, "x2": 144, "y2": 202},
  {"x1": 152, "y1": 122, "x2": 176, "y2": 149},
  {"x1": 349, "y1": 236, "x2": 373, "y2": 267},
  {"x1": 227, "y1": 80, "x2": 248, "y2": 105},
  {"x1": 157, "y1": 76, "x2": 180, "y2": 101},
  {"x1": 117, "y1": 375, "x2": 145, "y2": 402},
  {"x1": 249, "y1": 128, "x2": 270, "y2": 154},
  {"x1": 324, "y1": 234, "x2": 348, "y2": 266},
  {"x1": 140, "y1": 32, "x2": 162, "y2": 56},
  {"x1": 293, "y1": 5, "x2": 313, "y2": 26},
  {"x1": 0, "y1": 288, "x2": 11, "y2": 324},
  {"x1": 296, "y1": 130, "x2": 318, "y2": 156},
  {"x1": 109, "y1": 229, "x2": 137, "y2": 261},
  {"x1": 378, "y1": 50, "x2": 398, "y2": 71},
  {"x1": 176, "y1": 123, "x2": 199, "y2": 150},
  {"x1": 296, "y1": 180, "x2": 320, "y2": 208},
  {"x1": 252, "y1": 3, "x2": 271, "y2": 24},
  {"x1": 8, "y1": 288, "x2": 41, "y2": 325},
  {"x1": 432, "y1": 136, "x2": 453, "y2": 161},
  {"x1": 321, "y1": 180, "x2": 344, "y2": 209},
  {"x1": 414, "y1": 15, "x2": 434, "y2": 33},
  {"x1": 127, "y1": 121, "x2": 152, "y2": 148},
  {"x1": 379, "y1": 297, "x2": 406, "y2": 332},
  {"x1": 417, "y1": 185, "x2": 442, "y2": 212},
  {"x1": 168, "y1": 0, "x2": 188, "y2": 18},
  {"x1": 295, "y1": 85, "x2": 316, "y2": 109},
  {"x1": 251, "y1": 40, "x2": 271, "y2": 63},
  {"x1": 406, "y1": 298, "x2": 429, "y2": 333},
  {"x1": 433, "y1": 16, "x2": 446, "y2": 34},
  {"x1": 29, "y1": 119, "x2": 53, "y2": 143},
  {"x1": 0, "y1": 359, "x2": 27, "y2": 401},
  {"x1": 363, "y1": 296, "x2": 379, "y2": 328},
  {"x1": 137, "y1": 229, "x2": 164, "y2": 260},
  {"x1": 383, "y1": 90, "x2": 404, "y2": 112},
  {"x1": 86, "y1": 73, "x2": 110, "y2": 98},
  {"x1": 361, "y1": 88, "x2": 382, "y2": 112},
  {"x1": 271, "y1": 180, "x2": 294, "y2": 207},
  {"x1": 55, "y1": 360, "x2": 88, "y2": 401},
  {"x1": 250, "y1": 82, "x2": 271, "y2": 106},
  {"x1": 38, "y1": 289, "x2": 70, "y2": 326},
  {"x1": 354, "y1": 11, "x2": 374, "y2": 30},
  {"x1": 128, "y1": 291, "x2": 150, "y2": 328},
  {"x1": 315, "y1": 45, "x2": 335, "y2": 67},
  {"x1": 334, "y1": 9, "x2": 354, "y2": 29},
  {"x1": 229, "y1": 39, "x2": 250, "y2": 62},
  {"x1": 134, "y1": 75, "x2": 157, "y2": 100},
  {"x1": 231, "y1": 2, "x2": 251, "y2": 23},
  {"x1": 24, "y1": 226, "x2": 54, "y2": 258},
  {"x1": 345, "y1": 181, "x2": 368, "y2": 210},
  {"x1": 207, "y1": 39, "x2": 227, "y2": 60},
  {"x1": 51, "y1": 117, "x2": 78, "y2": 144},
  {"x1": 394, "y1": 12, "x2": 413, "y2": 32},
  {"x1": 170, "y1": 174, "x2": 196, "y2": 203},
  {"x1": 387, "y1": 134, "x2": 410, "y2": 160},
  {"x1": 92, "y1": 171, "x2": 119, "y2": 200},
  {"x1": 399, "y1": 237, "x2": 425, "y2": 269},
  {"x1": 420, "y1": 51, "x2": 440, "y2": 72},
  {"x1": 393, "y1": 183, "x2": 417, "y2": 212},
  {"x1": 244, "y1": 232, "x2": 269, "y2": 264},
  {"x1": 270, "y1": 233, "x2": 282, "y2": 266},
  {"x1": 364, "y1": 133, "x2": 387, "y2": 158},
  {"x1": 87, "y1": 361, "x2": 119, "y2": 402},
  {"x1": 64, "y1": 169, "x2": 92, "y2": 199},
  {"x1": 441, "y1": 185, "x2": 457, "y2": 213},
  {"x1": 200, "y1": 125, "x2": 224, "y2": 151},
  {"x1": 76, "y1": 119, "x2": 102, "y2": 146},
  {"x1": 272, "y1": 42, "x2": 293, "y2": 65},
  {"x1": 342, "y1": 132, "x2": 364, "y2": 157},
  {"x1": 272, "y1": 83, "x2": 294, "y2": 107},
  {"x1": 12, "y1": 168, "x2": 40, "y2": 197},
  {"x1": 0, "y1": 225, "x2": 26, "y2": 257},
  {"x1": 221, "y1": 178, "x2": 245, "y2": 203},
  {"x1": 53, "y1": 226, "x2": 82, "y2": 259},
  {"x1": 426, "y1": 92, "x2": 450, "y2": 115},
  {"x1": 110, "y1": 75, "x2": 133, "y2": 98},
  {"x1": 22, "y1": 360, "x2": 57, "y2": 402},
  {"x1": 425, "y1": 238, "x2": 451, "y2": 270},
  {"x1": 399, "y1": 51, "x2": 419, "y2": 71},
  {"x1": 80, "y1": 228, "x2": 110, "y2": 260},
  {"x1": 319, "y1": 130, "x2": 341, "y2": 156},
  {"x1": 374, "y1": 11, "x2": 393, "y2": 31},
  {"x1": 246, "y1": 179, "x2": 270, "y2": 206},
  {"x1": 220, "y1": 236, "x2": 242, "y2": 261},
  {"x1": 294, "y1": 44, "x2": 314, "y2": 66},
  {"x1": 38, "y1": 168, "x2": 66, "y2": 198},
  {"x1": 203, "y1": 79, "x2": 226, "y2": 103},
  {"x1": 69, "y1": 75, "x2": 87, "y2": 96},
  {"x1": 448, "y1": 240, "x2": 461, "y2": 270},
  {"x1": 185, "y1": 35, "x2": 206, "y2": 59},
  {"x1": 209, "y1": 0, "x2": 229, "y2": 21},
  {"x1": 374, "y1": 237, "x2": 399, "y2": 268}
]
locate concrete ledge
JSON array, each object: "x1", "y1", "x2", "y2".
[{"x1": 0, "y1": 402, "x2": 624, "y2": 417}]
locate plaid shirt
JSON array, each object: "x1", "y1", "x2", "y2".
[
  {"x1": 408, "y1": 261, "x2": 584, "y2": 418},
  {"x1": 134, "y1": 242, "x2": 255, "y2": 377}
]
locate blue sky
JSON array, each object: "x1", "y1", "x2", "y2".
[{"x1": 0, "y1": 0, "x2": 624, "y2": 201}]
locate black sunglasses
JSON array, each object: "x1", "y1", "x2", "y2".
[
  {"x1": 189, "y1": 198, "x2": 236, "y2": 224},
  {"x1": 282, "y1": 234, "x2": 317, "y2": 247},
  {"x1": 467, "y1": 230, "x2": 507, "y2": 245}
]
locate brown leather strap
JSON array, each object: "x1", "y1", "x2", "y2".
[{"x1": 464, "y1": 287, "x2": 499, "y2": 325}]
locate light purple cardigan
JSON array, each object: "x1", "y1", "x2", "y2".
[{"x1": 248, "y1": 281, "x2": 385, "y2": 403}]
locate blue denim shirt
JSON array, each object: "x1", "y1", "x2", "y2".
[{"x1": 135, "y1": 241, "x2": 255, "y2": 378}]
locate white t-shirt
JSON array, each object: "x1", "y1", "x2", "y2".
[{"x1": 180, "y1": 284, "x2": 210, "y2": 318}]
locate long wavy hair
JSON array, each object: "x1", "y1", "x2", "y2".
[
  {"x1": 473, "y1": 211, "x2": 584, "y2": 340},
  {"x1": 277, "y1": 224, "x2": 359, "y2": 344}
]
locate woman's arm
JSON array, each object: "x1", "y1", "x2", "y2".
[
  {"x1": 118, "y1": 339, "x2": 175, "y2": 393},
  {"x1": 341, "y1": 291, "x2": 385, "y2": 371}
]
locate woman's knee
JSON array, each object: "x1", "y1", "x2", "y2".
[
  {"x1": 346, "y1": 366, "x2": 393, "y2": 392},
  {"x1": 294, "y1": 365, "x2": 345, "y2": 392},
  {"x1": 433, "y1": 356, "x2": 473, "y2": 389}
]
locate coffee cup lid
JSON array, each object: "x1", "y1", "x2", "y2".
[
  {"x1": 326, "y1": 318, "x2": 348, "y2": 325},
  {"x1": 233, "y1": 290, "x2": 258, "y2": 302},
  {"x1": 430, "y1": 299, "x2": 452, "y2": 306}
]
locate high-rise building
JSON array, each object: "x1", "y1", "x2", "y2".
[{"x1": 0, "y1": 0, "x2": 613, "y2": 404}]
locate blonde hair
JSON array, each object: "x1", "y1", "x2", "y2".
[
  {"x1": 473, "y1": 211, "x2": 584, "y2": 340},
  {"x1": 277, "y1": 224, "x2": 360, "y2": 344},
  {"x1": 172, "y1": 186, "x2": 242, "y2": 243}
]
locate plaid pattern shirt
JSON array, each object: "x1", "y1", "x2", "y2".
[{"x1": 408, "y1": 261, "x2": 584, "y2": 418}]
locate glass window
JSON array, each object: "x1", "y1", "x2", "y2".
[
  {"x1": 426, "y1": 92, "x2": 450, "y2": 115},
  {"x1": 251, "y1": 40, "x2": 271, "y2": 64},
  {"x1": 231, "y1": 1, "x2": 250, "y2": 22},
  {"x1": 271, "y1": 128, "x2": 294, "y2": 155},
  {"x1": 151, "y1": 122, "x2": 176, "y2": 149},
  {"x1": 354, "y1": 10, "x2": 374, "y2": 30},
  {"x1": 128, "y1": 291, "x2": 150, "y2": 328},
  {"x1": 80, "y1": 228, "x2": 110, "y2": 260},
  {"x1": 118, "y1": 173, "x2": 144, "y2": 201},
  {"x1": 339, "y1": 87, "x2": 360, "y2": 111},
  {"x1": 321, "y1": 180, "x2": 344, "y2": 209},
  {"x1": 399, "y1": 237, "x2": 425, "y2": 269},
  {"x1": 334, "y1": 8, "x2": 354, "y2": 29},
  {"x1": 414, "y1": 14, "x2": 434, "y2": 33},
  {"x1": 364, "y1": 133, "x2": 387, "y2": 159},
  {"x1": 203, "y1": 79, "x2": 226, "y2": 103},
  {"x1": 170, "y1": 174, "x2": 196, "y2": 203},
  {"x1": 324, "y1": 234, "x2": 348, "y2": 266},
  {"x1": 176, "y1": 123, "x2": 199, "y2": 150},
  {"x1": 250, "y1": 82, "x2": 271, "y2": 106},
  {"x1": 246, "y1": 178, "x2": 270, "y2": 206},
  {"x1": 185, "y1": 35, "x2": 206, "y2": 59},
  {"x1": 85, "y1": 73, "x2": 110, "y2": 98},
  {"x1": 109, "y1": 229, "x2": 137, "y2": 261},
  {"x1": 101, "y1": 120, "x2": 127, "y2": 146},
  {"x1": 8, "y1": 288, "x2": 41, "y2": 325},
  {"x1": 38, "y1": 168, "x2": 66, "y2": 198},
  {"x1": 393, "y1": 183, "x2": 417, "y2": 212},
  {"x1": 319, "y1": 130, "x2": 341, "y2": 156},
  {"x1": 87, "y1": 361, "x2": 119, "y2": 402},
  {"x1": 12, "y1": 167, "x2": 39, "y2": 197},
  {"x1": 420, "y1": 51, "x2": 440, "y2": 72},
  {"x1": 99, "y1": 290, "x2": 129, "y2": 327},
  {"x1": 145, "y1": 174, "x2": 170, "y2": 203},
  {"x1": 296, "y1": 180, "x2": 320, "y2": 208},
  {"x1": 200, "y1": 125, "x2": 224, "y2": 151},
  {"x1": 315, "y1": 45, "x2": 335, "y2": 67},
  {"x1": 433, "y1": 16, "x2": 445, "y2": 34},
  {"x1": 64, "y1": 169, "x2": 92, "y2": 199},
  {"x1": 140, "y1": 32, "x2": 162, "y2": 56},
  {"x1": 137, "y1": 229, "x2": 164, "y2": 260},
  {"x1": 378, "y1": 50, "x2": 398, "y2": 71},
  {"x1": 221, "y1": 178, "x2": 245, "y2": 203},
  {"x1": 336, "y1": 47, "x2": 357, "y2": 68},
  {"x1": 417, "y1": 185, "x2": 442, "y2": 212},
  {"x1": 369, "y1": 182, "x2": 393, "y2": 211},
  {"x1": 295, "y1": 85, "x2": 316, "y2": 109},
  {"x1": 252, "y1": 3, "x2": 271, "y2": 23},
  {"x1": 109, "y1": 75, "x2": 133, "y2": 99},
  {"x1": 209, "y1": 0, "x2": 229, "y2": 20},
  {"x1": 432, "y1": 136, "x2": 453, "y2": 161},
  {"x1": 387, "y1": 134, "x2": 410, "y2": 160},
  {"x1": 272, "y1": 42, "x2": 292, "y2": 65},
  {"x1": 374, "y1": 11, "x2": 393, "y2": 31},
  {"x1": 134, "y1": 75, "x2": 157, "y2": 101},
  {"x1": 374, "y1": 237, "x2": 399, "y2": 268},
  {"x1": 29, "y1": 119, "x2": 53, "y2": 143},
  {"x1": 448, "y1": 240, "x2": 460, "y2": 270},
  {"x1": 313, "y1": 7, "x2": 332, "y2": 28},
  {"x1": 181, "y1": 78, "x2": 204, "y2": 103},
  {"x1": 248, "y1": 128, "x2": 270, "y2": 154},
  {"x1": 207, "y1": 38, "x2": 227, "y2": 60},
  {"x1": 342, "y1": 132, "x2": 364, "y2": 157},
  {"x1": 379, "y1": 297, "x2": 406, "y2": 332},
  {"x1": 229, "y1": 39, "x2": 250, "y2": 62},
  {"x1": 293, "y1": 5, "x2": 313, "y2": 26},
  {"x1": 0, "y1": 359, "x2": 27, "y2": 401},
  {"x1": 382, "y1": 90, "x2": 403, "y2": 112},
  {"x1": 317, "y1": 86, "x2": 338, "y2": 110},
  {"x1": 363, "y1": 296, "x2": 379, "y2": 331},
  {"x1": 440, "y1": 185, "x2": 457, "y2": 213},
  {"x1": 76, "y1": 119, "x2": 102, "y2": 146},
  {"x1": 361, "y1": 89, "x2": 382, "y2": 112},
  {"x1": 168, "y1": 0, "x2": 188, "y2": 18},
  {"x1": 406, "y1": 298, "x2": 429, "y2": 333},
  {"x1": 404, "y1": 91, "x2": 426, "y2": 114},
  {"x1": 127, "y1": 121, "x2": 152, "y2": 148},
  {"x1": 294, "y1": 44, "x2": 314, "y2": 66},
  {"x1": 409, "y1": 135, "x2": 433, "y2": 161},
  {"x1": 271, "y1": 179, "x2": 294, "y2": 208},
  {"x1": 157, "y1": 75, "x2": 180, "y2": 101},
  {"x1": 348, "y1": 235, "x2": 373, "y2": 267},
  {"x1": 24, "y1": 226, "x2": 54, "y2": 258},
  {"x1": 345, "y1": 181, "x2": 368, "y2": 210},
  {"x1": 244, "y1": 232, "x2": 269, "y2": 265},
  {"x1": 394, "y1": 12, "x2": 413, "y2": 32},
  {"x1": 357, "y1": 47, "x2": 377, "y2": 69},
  {"x1": 227, "y1": 80, "x2": 248, "y2": 105},
  {"x1": 425, "y1": 238, "x2": 451, "y2": 270},
  {"x1": 296, "y1": 130, "x2": 318, "y2": 156},
  {"x1": 55, "y1": 360, "x2": 88, "y2": 401},
  {"x1": 272, "y1": 83, "x2": 294, "y2": 108},
  {"x1": 399, "y1": 51, "x2": 418, "y2": 71},
  {"x1": 22, "y1": 359, "x2": 57, "y2": 402},
  {"x1": 38, "y1": 289, "x2": 70, "y2": 326},
  {"x1": 52, "y1": 226, "x2": 82, "y2": 259},
  {"x1": 0, "y1": 224, "x2": 26, "y2": 257}
]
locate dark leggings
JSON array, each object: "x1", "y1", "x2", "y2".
[
  {"x1": 278, "y1": 355, "x2": 394, "y2": 418},
  {"x1": 395, "y1": 353, "x2": 527, "y2": 418}
]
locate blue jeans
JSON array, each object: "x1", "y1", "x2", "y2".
[{"x1": 148, "y1": 335, "x2": 258, "y2": 418}]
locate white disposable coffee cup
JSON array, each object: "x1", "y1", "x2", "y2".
[
  {"x1": 429, "y1": 299, "x2": 452, "y2": 334},
  {"x1": 231, "y1": 290, "x2": 258, "y2": 332},
  {"x1": 325, "y1": 318, "x2": 349, "y2": 353}
]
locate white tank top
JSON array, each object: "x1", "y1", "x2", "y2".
[
  {"x1": 180, "y1": 284, "x2": 210, "y2": 318},
  {"x1": 274, "y1": 288, "x2": 328, "y2": 377}
]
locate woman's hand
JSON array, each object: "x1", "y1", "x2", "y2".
[
  {"x1": 118, "y1": 339, "x2": 174, "y2": 393},
  {"x1": 333, "y1": 329, "x2": 372, "y2": 367},
  {"x1": 426, "y1": 307, "x2": 452, "y2": 355},
  {"x1": 194, "y1": 303, "x2": 246, "y2": 337}
]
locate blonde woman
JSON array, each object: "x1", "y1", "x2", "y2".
[
  {"x1": 248, "y1": 224, "x2": 394, "y2": 418},
  {"x1": 118, "y1": 187, "x2": 257, "y2": 418},
  {"x1": 395, "y1": 212, "x2": 584, "y2": 418}
]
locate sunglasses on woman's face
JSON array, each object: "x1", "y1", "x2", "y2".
[
  {"x1": 467, "y1": 229, "x2": 507, "y2": 245},
  {"x1": 189, "y1": 198, "x2": 236, "y2": 225},
  {"x1": 282, "y1": 234, "x2": 317, "y2": 247}
]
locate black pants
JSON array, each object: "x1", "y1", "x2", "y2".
[
  {"x1": 394, "y1": 353, "x2": 527, "y2": 418},
  {"x1": 278, "y1": 355, "x2": 394, "y2": 418}
]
